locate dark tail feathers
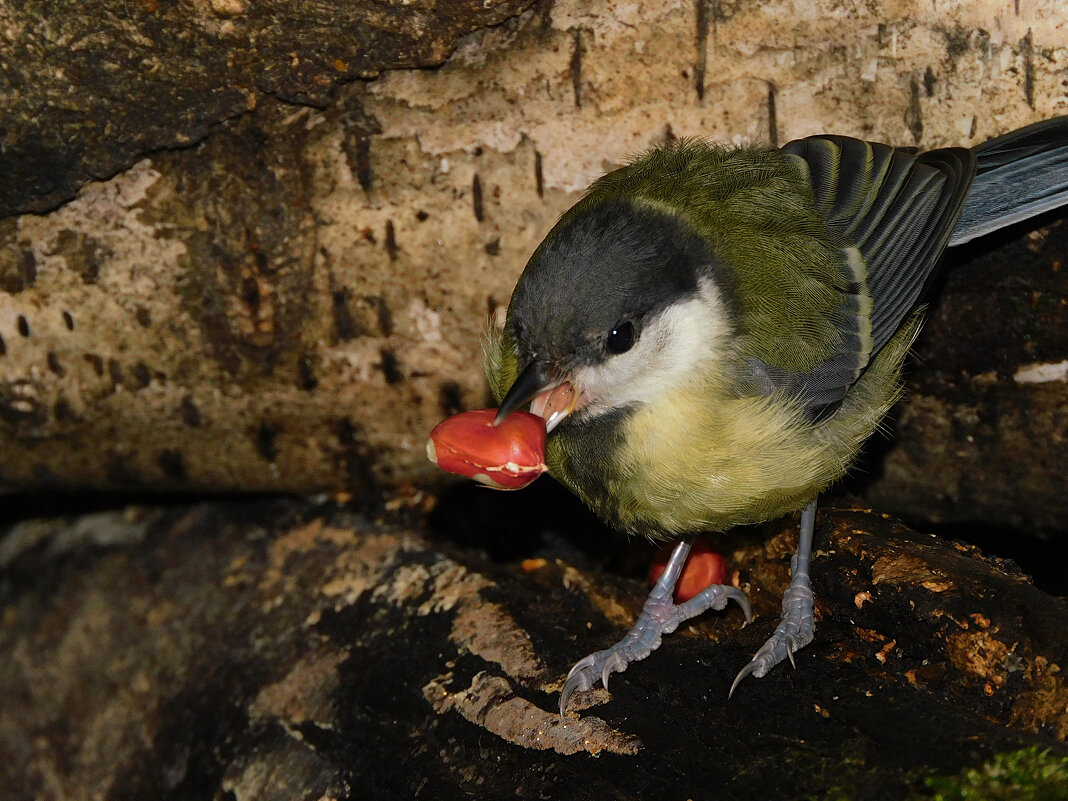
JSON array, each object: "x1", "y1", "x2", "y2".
[{"x1": 950, "y1": 116, "x2": 1068, "y2": 246}]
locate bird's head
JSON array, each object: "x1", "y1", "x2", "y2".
[{"x1": 493, "y1": 197, "x2": 736, "y2": 433}]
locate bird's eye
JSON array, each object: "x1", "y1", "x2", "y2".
[{"x1": 606, "y1": 322, "x2": 636, "y2": 354}]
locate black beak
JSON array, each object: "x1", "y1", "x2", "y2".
[{"x1": 494, "y1": 360, "x2": 553, "y2": 425}]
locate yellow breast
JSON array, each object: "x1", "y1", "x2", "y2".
[{"x1": 550, "y1": 316, "x2": 920, "y2": 538}]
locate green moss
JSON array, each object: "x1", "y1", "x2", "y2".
[{"x1": 921, "y1": 747, "x2": 1068, "y2": 801}]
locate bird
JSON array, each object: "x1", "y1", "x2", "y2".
[{"x1": 482, "y1": 117, "x2": 1068, "y2": 716}]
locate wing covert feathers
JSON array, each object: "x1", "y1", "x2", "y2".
[{"x1": 783, "y1": 136, "x2": 975, "y2": 359}]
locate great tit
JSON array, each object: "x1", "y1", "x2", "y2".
[{"x1": 484, "y1": 117, "x2": 1068, "y2": 715}]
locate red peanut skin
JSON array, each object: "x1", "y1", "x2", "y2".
[
  {"x1": 650, "y1": 539, "x2": 729, "y2": 602},
  {"x1": 427, "y1": 409, "x2": 547, "y2": 490}
]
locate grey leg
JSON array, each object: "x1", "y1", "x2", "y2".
[
  {"x1": 560, "y1": 537, "x2": 752, "y2": 716},
  {"x1": 729, "y1": 499, "x2": 817, "y2": 696}
]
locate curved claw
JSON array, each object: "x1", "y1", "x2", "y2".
[
  {"x1": 566, "y1": 653, "x2": 597, "y2": 682},
  {"x1": 728, "y1": 587, "x2": 753, "y2": 623},
  {"x1": 559, "y1": 648, "x2": 630, "y2": 718},
  {"x1": 560, "y1": 654, "x2": 600, "y2": 716},
  {"x1": 559, "y1": 561, "x2": 754, "y2": 717},
  {"x1": 559, "y1": 670, "x2": 590, "y2": 718},
  {"x1": 729, "y1": 660, "x2": 759, "y2": 699},
  {"x1": 558, "y1": 681, "x2": 574, "y2": 718},
  {"x1": 729, "y1": 642, "x2": 781, "y2": 698},
  {"x1": 602, "y1": 651, "x2": 623, "y2": 690},
  {"x1": 785, "y1": 636, "x2": 797, "y2": 669}
]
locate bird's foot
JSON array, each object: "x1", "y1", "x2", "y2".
[
  {"x1": 560, "y1": 579, "x2": 750, "y2": 716},
  {"x1": 729, "y1": 559, "x2": 814, "y2": 696}
]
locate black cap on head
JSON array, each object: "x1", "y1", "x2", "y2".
[{"x1": 508, "y1": 198, "x2": 716, "y2": 368}]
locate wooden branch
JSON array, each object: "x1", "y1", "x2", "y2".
[
  {"x1": 1, "y1": 2, "x2": 1066, "y2": 536},
  {"x1": 0, "y1": 0, "x2": 536, "y2": 216},
  {"x1": 1, "y1": 498, "x2": 1064, "y2": 798}
]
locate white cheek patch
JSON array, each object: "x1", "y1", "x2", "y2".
[{"x1": 574, "y1": 278, "x2": 732, "y2": 416}]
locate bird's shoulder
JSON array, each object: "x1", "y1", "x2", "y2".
[{"x1": 570, "y1": 138, "x2": 874, "y2": 411}]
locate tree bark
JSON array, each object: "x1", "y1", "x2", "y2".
[
  {"x1": 1, "y1": 497, "x2": 1064, "y2": 800},
  {"x1": 0, "y1": 0, "x2": 1065, "y2": 533},
  {"x1": 2, "y1": 5, "x2": 1068, "y2": 795},
  {"x1": 859, "y1": 219, "x2": 1068, "y2": 534},
  {"x1": 0, "y1": 0, "x2": 535, "y2": 217}
]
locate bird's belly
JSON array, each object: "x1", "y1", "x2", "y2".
[{"x1": 598, "y1": 394, "x2": 846, "y2": 535}]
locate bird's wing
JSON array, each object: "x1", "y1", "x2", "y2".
[{"x1": 766, "y1": 135, "x2": 974, "y2": 415}]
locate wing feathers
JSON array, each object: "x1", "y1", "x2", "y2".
[
  {"x1": 778, "y1": 136, "x2": 975, "y2": 413},
  {"x1": 735, "y1": 121, "x2": 1064, "y2": 417}
]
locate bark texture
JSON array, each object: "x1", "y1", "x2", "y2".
[
  {"x1": 1, "y1": 497, "x2": 1065, "y2": 800},
  {"x1": 2, "y1": 5, "x2": 1068, "y2": 795},
  {"x1": 0, "y1": 0, "x2": 1065, "y2": 534},
  {"x1": 861, "y1": 218, "x2": 1068, "y2": 534},
  {"x1": 0, "y1": 0, "x2": 535, "y2": 216}
]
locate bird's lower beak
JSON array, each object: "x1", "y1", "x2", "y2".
[
  {"x1": 530, "y1": 381, "x2": 577, "y2": 433},
  {"x1": 494, "y1": 361, "x2": 579, "y2": 433}
]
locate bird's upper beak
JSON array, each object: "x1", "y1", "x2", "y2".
[{"x1": 494, "y1": 360, "x2": 579, "y2": 433}]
